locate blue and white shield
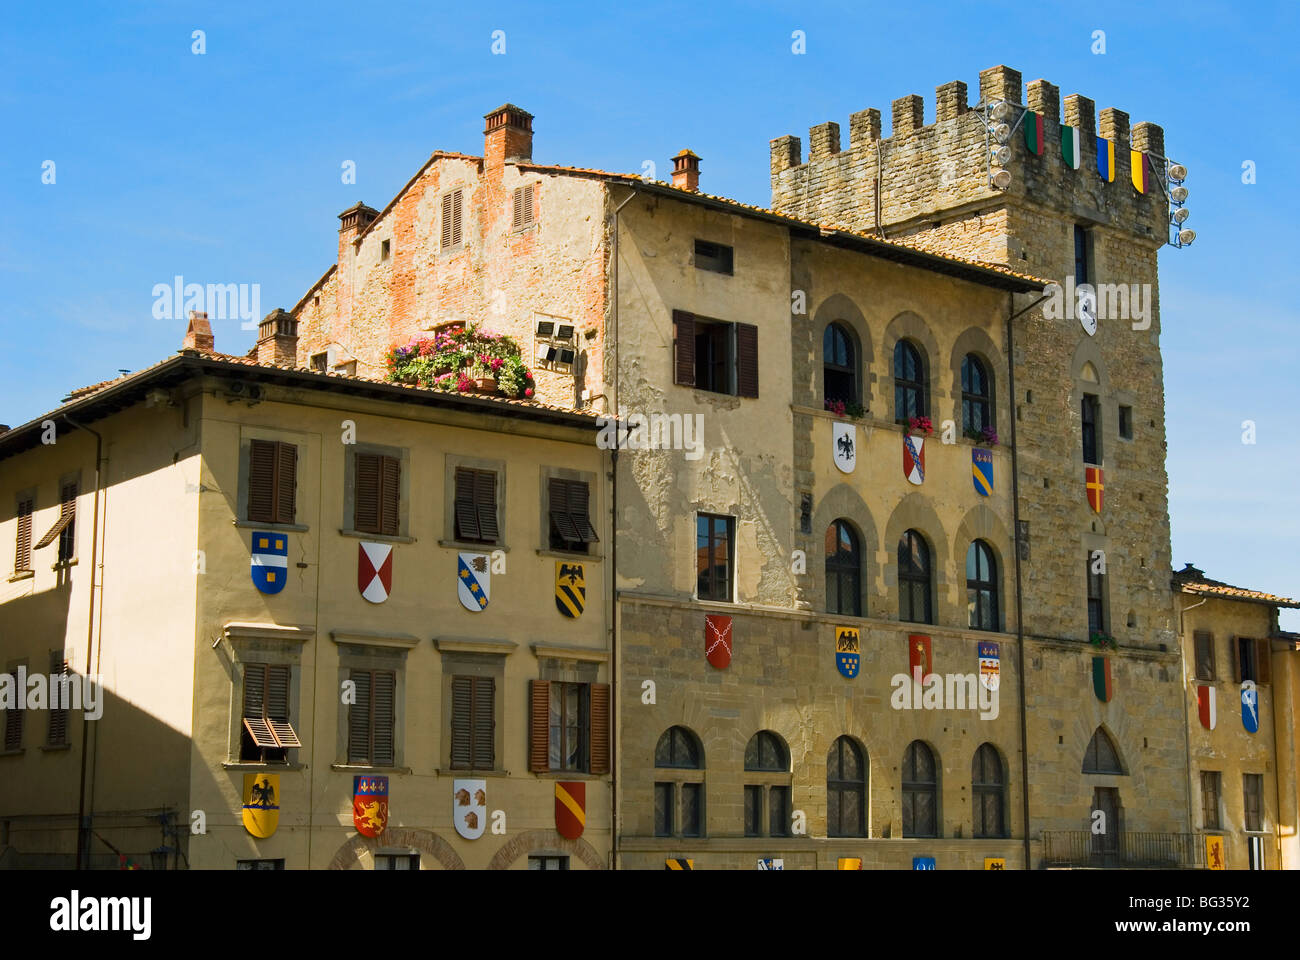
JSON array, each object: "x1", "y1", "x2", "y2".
[
  {"x1": 972, "y1": 448, "x2": 993, "y2": 497},
  {"x1": 250, "y1": 532, "x2": 288, "y2": 594},
  {"x1": 913, "y1": 856, "x2": 936, "y2": 870},
  {"x1": 1241, "y1": 681, "x2": 1259, "y2": 733},
  {"x1": 835, "y1": 627, "x2": 860, "y2": 679},
  {"x1": 457, "y1": 552, "x2": 491, "y2": 612}
]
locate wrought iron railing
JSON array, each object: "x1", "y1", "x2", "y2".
[{"x1": 1042, "y1": 830, "x2": 1205, "y2": 868}]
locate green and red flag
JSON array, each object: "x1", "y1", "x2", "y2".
[
  {"x1": 1024, "y1": 110, "x2": 1044, "y2": 156},
  {"x1": 1092, "y1": 656, "x2": 1113, "y2": 702}
]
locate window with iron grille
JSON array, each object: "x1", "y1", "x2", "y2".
[
  {"x1": 454, "y1": 467, "x2": 499, "y2": 544},
  {"x1": 441, "y1": 189, "x2": 463, "y2": 249},
  {"x1": 827, "y1": 736, "x2": 866, "y2": 838},
  {"x1": 548, "y1": 478, "x2": 598, "y2": 553},
  {"x1": 347, "y1": 669, "x2": 396, "y2": 766},
  {"x1": 14, "y1": 495, "x2": 33, "y2": 573},
  {"x1": 1201, "y1": 771, "x2": 1221, "y2": 829},
  {"x1": 240, "y1": 663, "x2": 300, "y2": 762},
  {"x1": 696, "y1": 513, "x2": 734, "y2": 602},
  {"x1": 743, "y1": 731, "x2": 791, "y2": 837},
  {"x1": 902, "y1": 740, "x2": 938, "y2": 838},
  {"x1": 898, "y1": 530, "x2": 932, "y2": 624},
  {"x1": 1082, "y1": 727, "x2": 1123, "y2": 774},
  {"x1": 825, "y1": 519, "x2": 862, "y2": 617},
  {"x1": 1243, "y1": 773, "x2": 1263, "y2": 832},
  {"x1": 47, "y1": 651, "x2": 69, "y2": 747},
  {"x1": 654, "y1": 726, "x2": 704, "y2": 838},
  {"x1": 354, "y1": 453, "x2": 400, "y2": 536},
  {"x1": 511, "y1": 184, "x2": 536, "y2": 230},
  {"x1": 654, "y1": 782, "x2": 674, "y2": 837},
  {"x1": 449, "y1": 675, "x2": 494, "y2": 770},
  {"x1": 247, "y1": 439, "x2": 297, "y2": 525},
  {"x1": 972, "y1": 743, "x2": 1006, "y2": 838}
]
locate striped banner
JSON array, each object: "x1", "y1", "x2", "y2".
[
  {"x1": 665, "y1": 858, "x2": 694, "y2": 870},
  {"x1": 1092, "y1": 656, "x2": 1113, "y2": 702},
  {"x1": 1024, "y1": 110, "x2": 1043, "y2": 155},
  {"x1": 1061, "y1": 125, "x2": 1081, "y2": 169},
  {"x1": 1097, "y1": 137, "x2": 1115, "y2": 183},
  {"x1": 1130, "y1": 150, "x2": 1149, "y2": 194}
]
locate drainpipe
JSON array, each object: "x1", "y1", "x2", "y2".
[
  {"x1": 65, "y1": 414, "x2": 104, "y2": 871},
  {"x1": 1005, "y1": 291, "x2": 1048, "y2": 869},
  {"x1": 1177, "y1": 595, "x2": 1207, "y2": 848}
]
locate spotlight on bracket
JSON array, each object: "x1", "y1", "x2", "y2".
[
  {"x1": 1168, "y1": 163, "x2": 1188, "y2": 182},
  {"x1": 990, "y1": 145, "x2": 1010, "y2": 166},
  {"x1": 990, "y1": 169, "x2": 1012, "y2": 189},
  {"x1": 1170, "y1": 185, "x2": 1189, "y2": 203},
  {"x1": 989, "y1": 101, "x2": 1010, "y2": 121},
  {"x1": 1177, "y1": 229, "x2": 1196, "y2": 246},
  {"x1": 993, "y1": 123, "x2": 1011, "y2": 143},
  {"x1": 1172, "y1": 207, "x2": 1190, "y2": 224}
]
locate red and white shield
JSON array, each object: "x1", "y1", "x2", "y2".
[
  {"x1": 705, "y1": 614, "x2": 732, "y2": 669},
  {"x1": 358, "y1": 542, "x2": 393, "y2": 603},
  {"x1": 903, "y1": 436, "x2": 925, "y2": 485}
]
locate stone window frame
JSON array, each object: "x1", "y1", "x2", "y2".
[
  {"x1": 341, "y1": 441, "x2": 413, "y2": 542},
  {"x1": 901, "y1": 739, "x2": 941, "y2": 839},
  {"x1": 235, "y1": 427, "x2": 310, "y2": 534},
  {"x1": 538, "y1": 464, "x2": 602, "y2": 560},
  {"x1": 654, "y1": 725, "x2": 706, "y2": 839},
  {"x1": 809, "y1": 485, "x2": 879, "y2": 617},
  {"x1": 1069, "y1": 341, "x2": 1111, "y2": 473},
  {"x1": 947, "y1": 327, "x2": 1006, "y2": 443},
  {"x1": 331, "y1": 632, "x2": 418, "y2": 773},
  {"x1": 1199, "y1": 769, "x2": 1222, "y2": 830},
  {"x1": 442, "y1": 452, "x2": 508, "y2": 551},
  {"x1": 743, "y1": 730, "x2": 793, "y2": 838},
  {"x1": 971, "y1": 742, "x2": 1008, "y2": 839},
  {"x1": 811, "y1": 294, "x2": 874, "y2": 413},
  {"x1": 826, "y1": 734, "x2": 869, "y2": 839},
  {"x1": 883, "y1": 311, "x2": 942, "y2": 427},
  {"x1": 221, "y1": 623, "x2": 312, "y2": 769},
  {"x1": 1084, "y1": 537, "x2": 1110, "y2": 638},
  {"x1": 440, "y1": 187, "x2": 465, "y2": 253},
  {"x1": 435, "y1": 638, "x2": 514, "y2": 774},
  {"x1": 825, "y1": 517, "x2": 864, "y2": 618}
]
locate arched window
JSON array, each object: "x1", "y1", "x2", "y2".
[
  {"x1": 827, "y1": 736, "x2": 867, "y2": 837},
  {"x1": 893, "y1": 340, "x2": 926, "y2": 422},
  {"x1": 824, "y1": 323, "x2": 856, "y2": 404},
  {"x1": 654, "y1": 726, "x2": 704, "y2": 838},
  {"x1": 744, "y1": 731, "x2": 791, "y2": 838},
  {"x1": 898, "y1": 529, "x2": 933, "y2": 624},
  {"x1": 902, "y1": 740, "x2": 938, "y2": 838},
  {"x1": 825, "y1": 519, "x2": 862, "y2": 617},
  {"x1": 1082, "y1": 727, "x2": 1124, "y2": 775},
  {"x1": 972, "y1": 743, "x2": 1006, "y2": 838},
  {"x1": 966, "y1": 540, "x2": 999, "y2": 631},
  {"x1": 961, "y1": 354, "x2": 993, "y2": 435}
]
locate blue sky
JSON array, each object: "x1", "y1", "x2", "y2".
[{"x1": 2, "y1": 1, "x2": 1296, "y2": 625}]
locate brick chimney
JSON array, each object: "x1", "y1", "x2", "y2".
[
  {"x1": 256, "y1": 309, "x2": 298, "y2": 366},
  {"x1": 672, "y1": 149, "x2": 701, "y2": 191},
  {"x1": 484, "y1": 104, "x2": 534, "y2": 168},
  {"x1": 182, "y1": 310, "x2": 214, "y2": 352}
]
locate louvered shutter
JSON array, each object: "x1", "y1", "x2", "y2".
[
  {"x1": 47, "y1": 651, "x2": 67, "y2": 746},
  {"x1": 265, "y1": 664, "x2": 300, "y2": 747},
  {"x1": 570, "y1": 481, "x2": 598, "y2": 543},
  {"x1": 453, "y1": 190, "x2": 463, "y2": 245},
  {"x1": 1256, "y1": 639, "x2": 1271, "y2": 684},
  {"x1": 475, "y1": 470, "x2": 498, "y2": 541},
  {"x1": 442, "y1": 193, "x2": 453, "y2": 248},
  {"x1": 512, "y1": 187, "x2": 524, "y2": 230},
  {"x1": 549, "y1": 478, "x2": 580, "y2": 543},
  {"x1": 373, "y1": 671, "x2": 395, "y2": 766},
  {"x1": 736, "y1": 322, "x2": 759, "y2": 398},
  {"x1": 450, "y1": 676, "x2": 472, "y2": 768},
  {"x1": 354, "y1": 454, "x2": 380, "y2": 533},
  {"x1": 589, "y1": 682, "x2": 610, "y2": 775},
  {"x1": 15, "y1": 498, "x2": 32, "y2": 571},
  {"x1": 473, "y1": 677, "x2": 495, "y2": 768},
  {"x1": 379, "y1": 455, "x2": 400, "y2": 536},
  {"x1": 275, "y1": 442, "x2": 297, "y2": 524},
  {"x1": 247, "y1": 440, "x2": 275, "y2": 522},
  {"x1": 529, "y1": 679, "x2": 550, "y2": 772},
  {"x1": 1230, "y1": 638, "x2": 1242, "y2": 683},
  {"x1": 243, "y1": 664, "x2": 266, "y2": 717},
  {"x1": 3, "y1": 679, "x2": 21, "y2": 751},
  {"x1": 348, "y1": 670, "x2": 372, "y2": 764},
  {"x1": 673, "y1": 310, "x2": 696, "y2": 386},
  {"x1": 454, "y1": 468, "x2": 480, "y2": 541}
]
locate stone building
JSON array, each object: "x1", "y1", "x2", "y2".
[{"x1": 0, "y1": 317, "x2": 613, "y2": 869}]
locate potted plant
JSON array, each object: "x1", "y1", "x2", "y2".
[
  {"x1": 1089, "y1": 631, "x2": 1118, "y2": 652},
  {"x1": 906, "y1": 415, "x2": 933, "y2": 437},
  {"x1": 965, "y1": 424, "x2": 999, "y2": 447},
  {"x1": 825, "y1": 398, "x2": 867, "y2": 419},
  {"x1": 383, "y1": 323, "x2": 535, "y2": 399}
]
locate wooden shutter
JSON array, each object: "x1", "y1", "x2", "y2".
[
  {"x1": 450, "y1": 676, "x2": 472, "y2": 768},
  {"x1": 247, "y1": 440, "x2": 275, "y2": 522},
  {"x1": 570, "y1": 481, "x2": 598, "y2": 543},
  {"x1": 454, "y1": 468, "x2": 480, "y2": 541},
  {"x1": 673, "y1": 310, "x2": 696, "y2": 386},
  {"x1": 736, "y1": 322, "x2": 759, "y2": 398},
  {"x1": 549, "y1": 478, "x2": 580, "y2": 543},
  {"x1": 442, "y1": 193, "x2": 453, "y2": 247},
  {"x1": 475, "y1": 470, "x2": 499, "y2": 541},
  {"x1": 473, "y1": 677, "x2": 495, "y2": 768},
  {"x1": 243, "y1": 664, "x2": 266, "y2": 718},
  {"x1": 1230, "y1": 638, "x2": 1242, "y2": 683},
  {"x1": 47, "y1": 651, "x2": 67, "y2": 746},
  {"x1": 354, "y1": 453, "x2": 380, "y2": 533},
  {"x1": 379, "y1": 455, "x2": 400, "y2": 536},
  {"x1": 347, "y1": 670, "x2": 372, "y2": 763},
  {"x1": 1256, "y1": 639, "x2": 1271, "y2": 684},
  {"x1": 15, "y1": 497, "x2": 33, "y2": 572},
  {"x1": 512, "y1": 187, "x2": 526, "y2": 229},
  {"x1": 1194, "y1": 630, "x2": 1215, "y2": 681},
  {"x1": 373, "y1": 671, "x2": 395, "y2": 766},
  {"x1": 529, "y1": 679, "x2": 550, "y2": 772},
  {"x1": 275, "y1": 443, "x2": 296, "y2": 524},
  {"x1": 453, "y1": 190, "x2": 462, "y2": 245},
  {"x1": 589, "y1": 682, "x2": 610, "y2": 775},
  {"x1": 3, "y1": 677, "x2": 21, "y2": 750},
  {"x1": 34, "y1": 493, "x2": 74, "y2": 550}
]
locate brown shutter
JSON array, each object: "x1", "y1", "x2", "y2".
[
  {"x1": 473, "y1": 677, "x2": 495, "y2": 768},
  {"x1": 570, "y1": 480, "x2": 598, "y2": 543},
  {"x1": 475, "y1": 470, "x2": 499, "y2": 541},
  {"x1": 47, "y1": 651, "x2": 67, "y2": 746},
  {"x1": 529, "y1": 679, "x2": 550, "y2": 772},
  {"x1": 673, "y1": 310, "x2": 696, "y2": 386},
  {"x1": 736, "y1": 322, "x2": 759, "y2": 398},
  {"x1": 3, "y1": 680, "x2": 21, "y2": 750},
  {"x1": 531, "y1": 182, "x2": 539, "y2": 224},
  {"x1": 512, "y1": 187, "x2": 524, "y2": 230},
  {"x1": 454, "y1": 475, "x2": 478, "y2": 541},
  {"x1": 549, "y1": 478, "x2": 580, "y2": 543},
  {"x1": 589, "y1": 682, "x2": 610, "y2": 775},
  {"x1": 453, "y1": 190, "x2": 462, "y2": 245},
  {"x1": 1230, "y1": 638, "x2": 1242, "y2": 683},
  {"x1": 243, "y1": 664, "x2": 266, "y2": 718},
  {"x1": 379, "y1": 455, "x2": 400, "y2": 536},
  {"x1": 247, "y1": 440, "x2": 275, "y2": 522},
  {"x1": 15, "y1": 497, "x2": 33, "y2": 572},
  {"x1": 442, "y1": 193, "x2": 453, "y2": 247},
  {"x1": 1256, "y1": 639, "x2": 1271, "y2": 685},
  {"x1": 275, "y1": 442, "x2": 297, "y2": 524},
  {"x1": 266, "y1": 665, "x2": 290, "y2": 718},
  {"x1": 347, "y1": 670, "x2": 372, "y2": 764},
  {"x1": 354, "y1": 454, "x2": 380, "y2": 533},
  {"x1": 450, "y1": 676, "x2": 472, "y2": 768},
  {"x1": 372, "y1": 671, "x2": 395, "y2": 766}
]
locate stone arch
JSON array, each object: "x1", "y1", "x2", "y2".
[
  {"x1": 883, "y1": 494, "x2": 951, "y2": 625},
  {"x1": 327, "y1": 827, "x2": 467, "y2": 870},
  {"x1": 813, "y1": 293, "x2": 875, "y2": 411},
  {"x1": 947, "y1": 327, "x2": 1006, "y2": 439},
  {"x1": 953, "y1": 503, "x2": 1014, "y2": 633},
  {"x1": 1081, "y1": 723, "x2": 1127, "y2": 776},
  {"x1": 810, "y1": 481, "x2": 882, "y2": 616},
  {"x1": 899, "y1": 738, "x2": 942, "y2": 839},
  {"x1": 882, "y1": 311, "x2": 942, "y2": 422},
  {"x1": 486, "y1": 829, "x2": 605, "y2": 870}
]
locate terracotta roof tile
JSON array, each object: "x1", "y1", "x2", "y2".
[{"x1": 1173, "y1": 565, "x2": 1298, "y2": 608}]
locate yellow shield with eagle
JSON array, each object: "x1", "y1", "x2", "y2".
[
  {"x1": 555, "y1": 561, "x2": 586, "y2": 618},
  {"x1": 242, "y1": 773, "x2": 279, "y2": 838}
]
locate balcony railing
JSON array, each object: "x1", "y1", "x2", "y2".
[{"x1": 1042, "y1": 831, "x2": 1205, "y2": 868}]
